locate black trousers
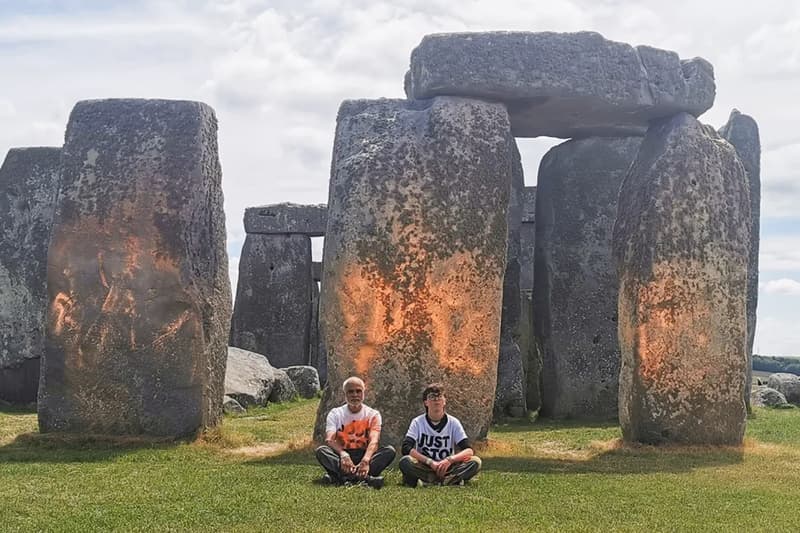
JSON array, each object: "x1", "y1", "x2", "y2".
[{"x1": 315, "y1": 445, "x2": 396, "y2": 481}]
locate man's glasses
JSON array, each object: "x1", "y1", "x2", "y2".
[{"x1": 426, "y1": 393, "x2": 443, "y2": 400}]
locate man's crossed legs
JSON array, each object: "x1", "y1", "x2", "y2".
[
  {"x1": 398, "y1": 455, "x2": 482, "y2": 487},
  {"x1": 315, "y1": 445, "x2": 396, "y2": 488}
]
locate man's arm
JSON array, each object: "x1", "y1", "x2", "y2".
[
  {"x1": 448, "y1": 438, "x2": 474, "y2": 463},
  {"x1": 324, "y1": 428, "x2": 355, "y2": 475},
  {"x1": 355, "y1": 425, "x2": 381, "y2": 478}
]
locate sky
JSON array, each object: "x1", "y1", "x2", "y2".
[{"x1": 1, "y1": 0, "x2": 798, "y2": 355}]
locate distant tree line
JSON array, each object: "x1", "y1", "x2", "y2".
[{"x1": 753, "y1": 354, "x2": 800, "y2": 376}]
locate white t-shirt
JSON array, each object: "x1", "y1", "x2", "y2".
[
  {"x1": 325, "y1": 404, "x2": 382, "y2": 451},
  {"x1": 405, "y1": 413, "x2": 468, "y2": 460}
]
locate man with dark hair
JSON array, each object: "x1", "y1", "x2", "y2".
[
  {"x1": 315, "y1": 376, "x2": 396, "y2": 488},
  {"x1": 398, "y1": 383, "x2": 482, "y2": 487}
]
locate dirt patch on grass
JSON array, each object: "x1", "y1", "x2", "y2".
[{"x1": 224, "y1": 437, "x2": 313, "y2": 459}]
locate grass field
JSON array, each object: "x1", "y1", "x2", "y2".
[{"x1": 1, "y1": 400, "x2": 799, "y2": 532}]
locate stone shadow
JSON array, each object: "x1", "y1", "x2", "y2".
[{"x1": 0, "y1": 430, "x2": 182, "y2": 464}]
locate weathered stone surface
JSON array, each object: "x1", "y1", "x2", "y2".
[
  {"x1": 719, "y1": 109, "x2": 761, "y2": 410},
  {"x1": 244, "y1": 203, "x2": 327, "y2": 236},
  {"x1": 283, "y1": 365, "x2": 320, "y2": 398},
  {"x1": 39, "y1": 99, "x2": 231, "y2": 437},
  {"x1": 519, "y1": 186, "x2": 540, "y2": 412},
  {"x1": 314, "y1": 97, "x2": 511, "y2": 445},
  {"x1": 269, "y1": 368, "x2": 298, "y2": 403},
  {"x1": 308, "y1": 279, "x2": 325, "y2": 384},
  {"x1": 224, "y1": 346, "x2": 278, "y2": 408},
  {"x1": 613, "y1": 113, "x2": 749, "y2": 445},
  {"x1": 223, "y1": 395, "x2": 245, "y2": 414},
  {"x1": 230, "y1": 234, "x2": 312, "y2": 368},
  {"x1": 0, "y1": 147, "x2": 60, "y2": 403},
  {"x1": 408, "y1": 32, "x2": 715, "y2": 138},
  {"x1": 520, "y1": 186, "x2": 536, "y2": 290},
  {"x1": 766, "y1": 373, "x2": 800, "y2": 404},
  {"x1": 495, "y1": 140, "x2": 526, "y2": 418},
  {"x1": 750, "y1": 386, "x2": 790, "y2": 409},
  {"x1": 534, "y1": 137, "x2": 641, "y2": 419},
  {"x1": 0, "y1": 358, "x2": 40, "y2": 405}
]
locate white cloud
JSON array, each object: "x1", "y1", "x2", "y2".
[
  {"x1": 0, "y1": 99, "x2": 15, "y2": 118},
  {"x1": 228, "y1": 256, "x2": 240, "y2": 300},
  {"x1": 759, "y1": 236, "x2": 800, "y2": 271},
  {"x1": 754, "y1": 313, "x2": 800, "y2": 356},
  {"x1": 761, "y1": 278, "x2": 800, "y2": 296}
]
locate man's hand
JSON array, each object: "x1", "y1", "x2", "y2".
[
  {"x1": 355, "y1": 457, "x2": 371, "y2": 479},
  {"x1": 433, "y1": 457, "x2": 451, "y2": 479},
  {"x1": 340, "y1": 454, "x2": 356, "y2": 475}
]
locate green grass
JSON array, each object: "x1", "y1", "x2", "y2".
[{"x1": 1, "y1": 400, "x2": 799, "y2": 532}]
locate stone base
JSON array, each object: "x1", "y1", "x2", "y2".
[{"x1": 0, "y1": 358, "x2": 40, "y2": 404}]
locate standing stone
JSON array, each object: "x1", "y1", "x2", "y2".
[
  {"x1": 519, "y1": 186, "x2": 541, "y2": 412},
  {"x1": 495, "y1": 140, "x2": 526, "y2": 418},
  {"x1": 314, "y1": 97, "x2": 511, "y2": 445},
  {"x1": 613, "y1": 112, "x2": 749, "y2": 445},
  {"x1": 309, "y1": 270, "x2": 327, "y2": 386},
  {"x1": 534, "y1": 137, "x2": 641, "y2": 419},
  {"x1": 519, "y1": 187, "x2": 537, "y2": 292},
  {"x1": 39, "y1": 99, "x2": 230, "y2": 437},
  {"x1": 407, "y1": 32, "x2": 715, "y2": 138},
  {"x1": 0, "y1": 148, "x2": 60, "y2": 403},
  {"x1": 230, "y1": 233, "x2": 312, "y2": 368},
  {"x1": 719, "y1": 109, "x2": 761, "y2": 411}
]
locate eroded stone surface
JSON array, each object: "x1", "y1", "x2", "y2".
[
  {"x1": 495, "y1": 140, "x2": 526, "y2": 418},
  {"x1": 534, "y1": 137, "x2": 641, "y2": 419},
  {"x1": 39, "y1": 99, "x2": 230, "y2": 437},
  {"x1": 225, "y1": 346, "x2": 278, "y2": 408},
  {"x1": 244, "y1": 203, "x2": 327, "y2": 236},
  {"x1": 283, "y1": 365, "x2": 320, "y2": 398},
  {"x1": 613, "y1": 113, "x2": 749, "y2": 445},
  {"x1": 408, "y1": 32, "x2": 715, "y2": 138},
  {"x1": 309, "y1": 279, "x2": 327, "y2": 385},
  {"x1": 0, "y1": 147, "x2": 60, "y2": 403},
  {"x1": 767, "y1": 373, "x2": 800, "y2": 404},
  {"x1": 314, "y1": 97, "x2": 511, "y2": 444},
  {"x1": 519, "y1": 186, "x2": 540, "y2": 412},
  {"x1": 719, "y1": 109, "x2": 761, "y2": 410},
  {"x1": 230, "y1": 233, "x2": 312, "y2": 368},
  {"x1": 750, "y1": 386, "x2": 789, "y2": 408}
]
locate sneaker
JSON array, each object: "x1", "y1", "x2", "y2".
[
  {"x1": 366, "y1": 476, "x2": 384, "y2": 489},
  {"x1": 320, "y1": 474, "x2": 335, "y2": 485}
]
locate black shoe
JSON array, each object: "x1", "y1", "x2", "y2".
[
  {"x1": 366, "y1": 476, "x2": 384, "y2": 489},
  {"x1": 321, "y1": 474, "x2": 335, "y2": 485}
]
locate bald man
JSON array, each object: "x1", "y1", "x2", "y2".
[{"x1": 315, "y1": 376, "x2": 396, "y2": 488}]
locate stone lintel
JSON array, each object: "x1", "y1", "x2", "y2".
[{"x1": 244, "y1": 203, "x2": 327, "y2": 236}]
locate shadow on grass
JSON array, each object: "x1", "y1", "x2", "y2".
[
  {"x1": 491, "y1": 417, "x2": 620, "y2": 433},
  {"x1": 481, "y1": 446, "x2": 744, "y2": 475},
  {"x1": 0, "y1": 404, "x2": 37, "y2": 415},
  {"x1": 0, "y1": 431, "x2": 183, "y2": 464},
  {"x1": 246, "y1": 444, "x2": 743, "y2": 476}
]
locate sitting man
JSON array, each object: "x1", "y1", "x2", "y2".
[
  {"x1": 399, "y1": 382, "x2": 482, "y2": 487},
  {"x1": 315, "y1": 376, "x2": 396, "y2": 488}
]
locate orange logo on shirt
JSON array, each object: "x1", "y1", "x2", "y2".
[{"x1": 337, "y1": 418, "x2": 371, "y2": 449}]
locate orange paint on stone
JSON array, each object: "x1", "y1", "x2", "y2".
[
  {"x1": 338, "y1": 267, "x2": 390, "y2": 376},
  {"x1": 634, "y1": 268, "x2": 717, "y2": 388},
  {"x1": 51, "y1": 291, "x2": 77, "y2": 336},
  {"x1": 427, "y1": 251, "x2": 497, "y2": 376},
  {"x1": 334, "y1": 250, "x2": 499, "y2": 377}
]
